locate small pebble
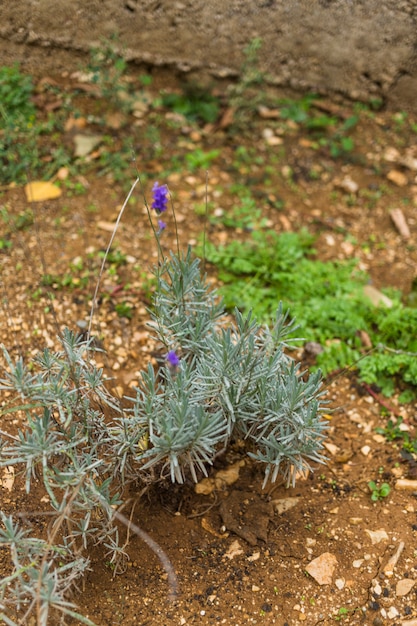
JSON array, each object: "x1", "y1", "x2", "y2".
[
  {"x1": 365, "y1": 529, "x2": 388, "y2": 544},
  {"x1": 373, "y1": 581, "x2": 382, "y2": 596},
  {"x1": 387, "y1": 169, "x2": 408, "y2": 187},
  {"x1": 395, "y1": 578, "x2": 415, "y2": 597},
  {"x1": 387, "y1": 606, "x2": 399, "y2": 619}
]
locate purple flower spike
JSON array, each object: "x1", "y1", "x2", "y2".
[
  {"x1": 157, "y1": 219, "x2": 166, "y2": 233},
  {"x1": 166, "y1": 350, "x2": 180, "y2": 367},
  {"x1": 151, "y1": 182, "x2": 169, "y2": 214}
]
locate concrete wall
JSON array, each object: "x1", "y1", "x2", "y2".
[{"x1": 1, "y1": 0, "x2": 417, "y2": 111}]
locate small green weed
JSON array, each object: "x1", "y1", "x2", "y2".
[
  {"x1": 376, "y1": 417, "x2": 404, "y2": 442},
  {"x1": 368, "y1": 480, "x2": 390, "y2": 502},
  {"x1": 0, "y1": 64, "x2": 35, "y2": 121},
  {"x1": 278, "y1": 94, "x2": 318, "y2": 124},
  {"x1": 87, "y1": 35, "x2": 130, "y2": 111},
  {"x1": 97, "y1": 248, "x2": 127, "y2": 268},
  {"x1": 39, "y1": 248, "x2": 128, "y2": 294},
  {"x1": 0, "y1": 206, "x2": 34, "y2": 249},
  {"x1": 41, "y1": 271, "x2": 90, "y2": 291},
  {"x1": 277, "y1": 95, "x2": 358, "y2": 160},
  {"x1": 211, "y1": 193, "x2": 267, "y2": 230},
  {"x1": 114, "y1": 301, "x2": 133, "y2": 319},
  {"x1": 227, "y1": 37, "x2": 270, "y2": 128},
  {"x1": 1, "y1": 206, "x2": 33, "y2": 232},
  {"x1": 185, "y1": 148, "x2": 220, "y2": 171},
  {"x1": 334, "y1": 607, "x2": 350, "y2": 621},
  {"x1": 0, "y1": 65, "x2": 37, "y2": 183},
  {"x1": 0, "y1": 237, "x2": 12, "y2": 250},
  {"x1": 161, "y1": 83, "x2": 220, "y2": 124},
  {"x1": 0, "y1": 64, "x2": 72, "y2": 184},
  {"x1": 96, "y1": 138, "x2": 137, "y2": 188},
  {"x1": 376, "y1": 417, "x2": 417, "y2": 454}
]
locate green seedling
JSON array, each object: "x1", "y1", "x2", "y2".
[
  {"x1": 213, "y1": 194, "x2": 267, "y2": 230},
  {"x1": 161, "y1": 83, "x2": 220, "y2": 124},
  {"x1": 376, "y1": 417, "x2": 404, "y2": 441},
  {"x1": 368, "y1": 481, "x2": 390, "y2": 502},
  {"x1": 97, "y1": 248, "x2": 127, "y2": 268},
  {"x1": 185, "y1": 148, "x2": 220, "y2": 171},
  {"x1": 0, "y1": 237, "x2": 12, "y2": 250},
  {"x1": 376, "y1": 417, "x2": 417, "y2": 454},
  {"x1": 334, "y1": 607, "x2": 350, "y2": 621},
  {"x1": 87, "y1": 35, "x2": 130, "y2": 111},
  {"x1": 114, "y1": 301, "x2": 133, "y2": 319},
  {"x1": 227, "y1": 37, "x2": 271, "y2": 128}
]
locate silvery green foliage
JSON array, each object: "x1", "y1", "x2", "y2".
[
  {"x1": 0, "y1": 330, "x2": 123, "y2": 625},
  {"x1": 121, "y1": 247, "x2": 327, "y2": 487},
  {"x1": 0, "y1": 248, "x2": 327, "y2": 623},
  {"x1": 0, "y1": 511, "x2": 92, "y2": 626}
]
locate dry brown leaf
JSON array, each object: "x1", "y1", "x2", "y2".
[
  {"x1": 25, "y1": 181, "x2": 62, "y2": 202},
  {"x1": 201, "y1": 517, "x2": 224, "y2": 538},
  {"x1": 390, "y1": 208, "x2": 411, "y2": 239},
  {"x1": 219, "y1": 107, "x2": 236, "y2": 129}
]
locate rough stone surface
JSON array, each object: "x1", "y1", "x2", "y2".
[
  {"x1": 0, "y1": 1, "x2": 417, "y2": 110},
  {"x1": 305, "y1": 552, "x2": 338, "y2": 585}
]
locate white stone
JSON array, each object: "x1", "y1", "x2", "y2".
[
  {"x1": 387, "y1": 606, "x2": 399, "y2": 619},
  {"x1": 395, "y1": 579, "x2": 415, "y2": 597},
  {"x1": 365, "y1": 529, "x2": 389, "y2": 544},
  {"x1": 305, "y1": 552, "x2": 338, "y2": 585}
]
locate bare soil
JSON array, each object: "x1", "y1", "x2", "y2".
[{"x1": 1, "y1": 49, "x2": 417, "y2": 626}]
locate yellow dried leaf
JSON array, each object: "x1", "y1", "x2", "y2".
[{"x1": 25, "y1": 181, "x2": 62, "y2": 202}]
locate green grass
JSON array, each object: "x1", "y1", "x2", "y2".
[{"x1": 202, "y1": 229, "x2": 417, "y2": 397}]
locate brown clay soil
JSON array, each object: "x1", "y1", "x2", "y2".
[{"x1": 1, "y1": 50, "x2": 417, "y2": 626}]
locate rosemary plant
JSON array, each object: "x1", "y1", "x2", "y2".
[{"x1": 0, "y1": 185, "x2": 327, "y2": 624}]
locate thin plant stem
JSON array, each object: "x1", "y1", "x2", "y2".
[
  {"x1": 111, "y1": 507, "x2": 178, "y2": 602},
  {"x1": 169, "y1": 193, "x2": 181, "y2": 259},
  {"x1": 88, "y1": 176, "x2": 140, "y2": 339},
  {"x1": 201, "y1": 169, "x2": 209, "y2": 273}
]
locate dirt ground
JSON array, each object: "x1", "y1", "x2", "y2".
[{"x1": 1, "y1": 46, "x2": 417, "y2": 626}]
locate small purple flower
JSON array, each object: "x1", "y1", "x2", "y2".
[
  {"x1": 157, "y1": 219, "x2": 166, "y2": 233},
  {"x1": 166, "y1": 350, "x2": 180, "y2": 367},
  {"x1": 151, "y1": 182, "x2": 168, "y2": 214}
]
